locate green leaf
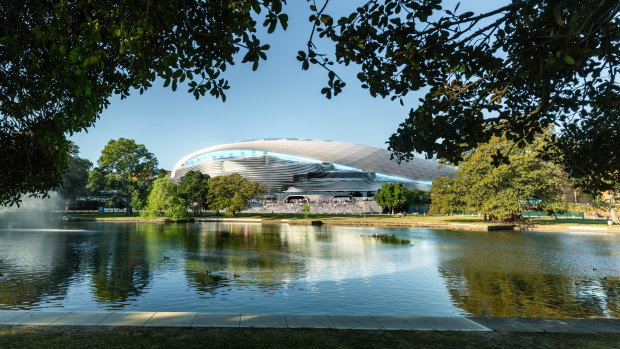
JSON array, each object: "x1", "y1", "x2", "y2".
[
  {"x1": 564, "y1": 56, "x2": 575, "y2": 65},
  {"x1": 458, "y1": 64, "x2": 466, "y2": 73},
  {"x1": 554, "y1": 5, "x2": 563, "y2": 25}
]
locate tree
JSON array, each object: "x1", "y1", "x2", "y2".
[
  {"x1": 303, "y1": 0, "x2": 620, "y2": 195},
  {"x1": 406, "y1": 188, "x2": 431, "y2": 213},
  {"x1": 540, "y1": 201, "x2": 571, "y2": 220},
  {"x1": 374, "y1": 183, "x2": 409, "y2": 214},
  {"x1": 87, "y1": 138, "x2": 158, "y2": 216},
  {"x1": 57, "y1": 143, "x2": 92, "y2": 206},
  {"x1": 428, "y1": 177, "x2": 466, "y2": 216},
  {"x1": 429, "y1": 131, "x2": 571, "y2": 222},
  {"x1": 177, "y1": 171, "x2": 210, "y2": 215},
  {"x1": 301, "y1": 202, "x2": 311, "y2": 219},
  {"x1": 141, "y1": 178, "x2": 188, "y2": 220},
  {"x1": 207, "y1": 173, "x2": 265, "y2": 217},
  {"x1": 1, "y1": 0, "x2": 287, "y2": 205}
]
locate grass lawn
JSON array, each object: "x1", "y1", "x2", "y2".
[
  {"x1": 529, "y1": 218, "x2": 610, "y2": 226},
  {"x1": 0, "y1": 326, "x2": 618, "y2": 349},
  {"x1": 68, "y1": 212, "x2": 131, "y2": 218}
]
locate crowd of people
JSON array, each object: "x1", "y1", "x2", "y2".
[{"x1": 246, "y1": 198, "x2": 381, "y2": 214}]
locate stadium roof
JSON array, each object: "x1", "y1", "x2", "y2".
[{"x1": 171, "y1": 138, "x2": 454, "y2": 183}]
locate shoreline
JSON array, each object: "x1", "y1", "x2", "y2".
[{"x1": 60, "y1": 215, "x2": 620, "y2": 232}]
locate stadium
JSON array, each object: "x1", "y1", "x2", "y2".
[{"x1": 170, "y1": 138, "x2": 454, "y2": 200}]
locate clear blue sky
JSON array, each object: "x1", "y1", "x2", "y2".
[{"x1": 70, "y1": 1, "x2": 488, "y2": 170}]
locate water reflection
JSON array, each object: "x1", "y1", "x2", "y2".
[
  {"x1": 434, "y1": 230, "x2": 619, "y2": 318},
  {"x1": 0, "y1": 221, "x2": 617, "y2": 317},
  {"x1": 182, "y1": 223, "x2": 305, "y2": 296},
  {"x1": 86, "y1": 227, "x2": 151, "y2": 308},
  {"x1": 0, "y1": 229, "x2": 82, "y2": 309}
]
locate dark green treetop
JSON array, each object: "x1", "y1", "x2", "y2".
[
  {"x1": 57, "y1": 143, "x2": 92, "y2": 204},
  {"x1": 207, "y1": 173, "x2": 265, "y2": 216},
  {"x1": 87, "y1": 138, "x2": 158, "y2": 216},
  {"x1": 177, "y1": 170, "x2": 210, "y2": 214},
  {"x1": 374, "y1": 182, "x2": 409, "y2": 214}
]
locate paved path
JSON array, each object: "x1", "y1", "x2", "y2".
[{"x1": 0, "y1": 311, "x2": 618, "y2": 333}]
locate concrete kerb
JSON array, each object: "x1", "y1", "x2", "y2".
[{"x1": 0, "y1": 311, "x2": 618, "y2": 333}]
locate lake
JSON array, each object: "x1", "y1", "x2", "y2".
[{"x1": 0, "y1": 221, "x2": 617, "y2": 318}]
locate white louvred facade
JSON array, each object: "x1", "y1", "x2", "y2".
[{"x1": 170, "y1": 139, "x2": 454, "y2": 194}]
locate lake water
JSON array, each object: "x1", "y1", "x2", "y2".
[{"x1": 0, "y1": 221, "x2": 617, "y2": 318}]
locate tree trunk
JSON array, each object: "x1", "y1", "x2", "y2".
[
  {"x1": 126, "y1": 198, "x2": 132, "y2": 216},
  {"x1": 391, "y1": 208, "x2": 394, "y2": 215}
]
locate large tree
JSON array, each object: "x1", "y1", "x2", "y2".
[
  {"x1": 429, "y1": 131, "x2": 570, "y2": 222},
  {"x1": 57, "y1": 143, "x2": 92, "y2": 206},
  {"x1": 141, "y1": 178, "x2": 188, "y2": 220},
  {"x1": 87, "y1": 138, "x2": 157, "y2": 216},
  {"x1": 406, "y1": 188, "x2": 431, "y2": 213},
  {"x1": 177, "y1": 170, "x2": 210, "y2": 215},
  {"x1": 207, "y1": 173, "x2": 265, "y2": 216},
  {"x1": 374, "y1": 182, "x2": 409, "y2": 214},
  {"x1": 0, "y1": 0, "x2": 287, "y2": 205},
  {"x1": 303, "y1": 0, "x2": 620, "y2": 195}
]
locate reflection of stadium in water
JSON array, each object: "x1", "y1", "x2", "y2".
[
  {"x1": 182, "y1": 223, "x2": 419, "y2": 296},
  {"x1": 171, "y1": 139, "x2": 455, "y2": 197}
]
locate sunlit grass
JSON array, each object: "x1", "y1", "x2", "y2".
[{"x1": 65, "y1": 211, "x2": 617, "y2": 228}]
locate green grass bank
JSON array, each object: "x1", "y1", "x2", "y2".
[
  {"x1": 1, "y1": 326, "x2": 618, "y2": 349},
  {"x1": 65, "y1": 212, "x2": 620, "y2": 232}
]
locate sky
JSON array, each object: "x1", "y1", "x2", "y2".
[{"x1": 70, "y1": 1, "x2": 487, "y2": 170}]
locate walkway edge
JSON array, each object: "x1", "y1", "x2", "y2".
[{"x1": 1, "y1": 311, "x2": 618, "y2": 333}]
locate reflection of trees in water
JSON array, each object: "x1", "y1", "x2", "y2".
[
  {"x1": 602, "y1": 278, "x2": 620, "y2": 317},
  {"x1": 362, "y1": 234, "x2": 411, "y2": 245},
  {"x1": 435, "y1": 230, "x2": 619, "y2": 318},
  {"x1": 0, "y1": 231, "x2": 85, "y2": 309},
  {"x1": 439, "y1": 268, "x2": 619, "y2": 318},
  {"x1": 183, "y1": 223, "x2": 307, "y2": 295},
  {"x1": 85, "y1": 225, "x2": 151, "y2": 307}
]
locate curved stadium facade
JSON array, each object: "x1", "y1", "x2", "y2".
[{"x1": 170, "y1": 139, "x2": 454, "y2": 198}]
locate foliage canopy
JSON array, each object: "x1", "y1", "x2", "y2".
[
  {"x1": 0, "y1": 0, "x2": 287, "y2": 205},
  {"x1": 87, "y1": 138, "x2": 157, "y2": 216},
  {"x1": 3, "y1": 0, "x2": 618, "y2": 205},
  {"x1": 374, "y1": 182, "x2": 409, "y2": 214},
  {"x1": 141, "y1": 178, "x2": 188, "y2": 220},
  {"x1": 177, "y1": 171, "x2": 210, "y2": 214},
  {"x1": 304, "y1": 0, "x2": 620, "y2": 194},
  {"x1": 207, "y1": 173, "x2": 265, "y2": 216},
  {"x1": 57, "y1": 143, "x2": 92, "y2": 204},
  {"x1": 429, "y1": 132, "x2": 570, "y2": 222}
]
